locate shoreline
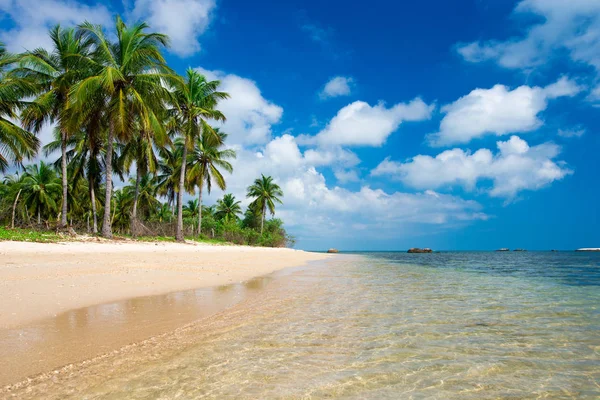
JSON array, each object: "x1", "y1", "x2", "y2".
[{"x1": 0, "y1": 240, "x2": 330, "y2": 329}]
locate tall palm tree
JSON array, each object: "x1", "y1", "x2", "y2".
[
  {"x1": 215, "y1": 193, "x2": 242, "y2": 223},
  {"x1": 71, "y1": 16, "x2": 174, "y2": 238},
  {"x1": 16, "y1": 25, "x2": 93, "y2": 228},
  {"x1": 21, "y1": 161, "x2": 61, "y2": 224},
  {"x1": 246, "y1": 174, "x2": 283, "y2": 234},
  {"x1": 0, "y1": 43, "x2": 39, "y2": 172},
  {"x1": 169, "y1": 68, "x2": 228, "y2": 242},
  {"x1": 187, "y1": 128, "x2": 235, "y2": 236}
]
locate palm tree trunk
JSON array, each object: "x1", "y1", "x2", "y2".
[
  {"x1": 87, "y1": 214, "x2": 90, "y2": 233},
  {"x1": 197, "y1": 184, "x2": 203, "y2": 237},
  {"x1": 102, "y1": 122, "x2": 114, "y2": 238},
  {"x1": 261, "y1": 203, "x2": 266, "y2": 234},
  {"x1": 60, "y1": 129, "x2": 68, "y2": 228},
  {"x1": 37, "y1": 208, "x2": 41, "y2": 225},
  {"x1": 89, "y1": 176, "x2": 98, "y2": 234},
  {"x1": 11, "y1": 189, "x2": 22, "y2": 229},
  {"x1": 175, "y1": 141, "x2": 188, "y2": 242},
  {"x1": 130, "y1": 167, "x2": 141, "y2": 237}
]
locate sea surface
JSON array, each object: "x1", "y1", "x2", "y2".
[{"x1": 4, "y1": 251, "x2": 600, "y2": 399}]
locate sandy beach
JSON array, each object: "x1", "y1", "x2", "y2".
[{"x1": 0, "y1": 240, "x2": 329, "y2": 329}]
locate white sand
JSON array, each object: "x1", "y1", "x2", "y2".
[{"x1": 0, "y1": 241, "x2": 329, "y2": 328}]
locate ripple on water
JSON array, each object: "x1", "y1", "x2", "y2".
[{"x1": 3, "y1": 252, "x2": 600, "y2": 399}]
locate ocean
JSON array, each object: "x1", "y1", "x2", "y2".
[{"x1": 6, "y1": 251, "x2": 600, "y2": 399}]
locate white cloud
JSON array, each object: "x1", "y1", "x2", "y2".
[
  {"x1": 456, "y1": 0, "x2": 600, "y2": 72},
  {"x1": 129, "y1": 0, "x2": 216, "y2": 57},
  {"x1": 195, "y1": 68, "x2": 284, "y2": 145},
  {"x1": 212, "y1": 135, "x2": 487, "y2": 243},
  {"x1": 372, "y1": 135, "x2": 572, "y2": 198},
  {"x1": 319, "y1": 76, "x2": 354, "y2": 99},
  {"x1": 558, "y1": 127, "x2": 586, "y2": 138},
  {"x1": 0, "y1": 0, "x2": 111, "y2": 52},
  {"x1": 333, "y1": 169, "x2": 360, "y2": 183},
  {"x1": 298, "y1": 98, "x2": 434, "y2": 147},
  {"x1": 428, "y1": 77, "x2": 582, "y2": 146}
]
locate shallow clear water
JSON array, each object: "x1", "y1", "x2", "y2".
[{"x1": 5, "y1": 252, "x2": 600, "y2": 399}]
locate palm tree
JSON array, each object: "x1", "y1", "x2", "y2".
[
  {"x1": 21, "y1": 161, "x2": 61, "y2": 224},
  {"x1": 0, "y1": 43, "x2": 39, "y2": 172},
  {"x1": 187, "y1": 128, "x2": 235, "y2": 236},
  {"x1": 111, "y1": 188, "x2": 132, "y2": 234},
  {"x1": 123, "y1": 173, "x2": 159, "y2": 221},
  {"x1": 155, "y1": 143, "x2": 182, "y2": 214},
  {"x1": 16, "y1": 25, "x2": 93, "y2": 228},
  {"x1": 183, "y1": 199, "x2": 199, "y2": 235},
  {"x1": 169, "y1": 68, "x2": 228, "y2": 242},
  {"x1": 246, "y1": 175, "x2": 284, "y2": 234},
  {"x1": 120, "y1": 120, "x2": 169, "y2": 236},
  {"x1": 43, "y1": 126, "x2": 111, "y2": 233},
  {"x1": 215, "y1": 193, "x2": 242, "y2": 223},
  {"x1": 71, "y1": 16, "x2": 174, "y2": 238},
  {"x1": 155, "y1": 202, "x2": 172, "y2": 223}
]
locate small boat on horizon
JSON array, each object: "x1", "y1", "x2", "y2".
[{"x1": 496, "y1": 248, "x2": 510, "y2": 252}]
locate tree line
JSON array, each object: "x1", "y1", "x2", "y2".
[{"x1": 0, "y1": 16, "x2": 290, "y2": 247}]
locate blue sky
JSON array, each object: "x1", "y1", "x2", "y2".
[{"x1": 1, "y1": 0, "x2": 598, "y2": 250}]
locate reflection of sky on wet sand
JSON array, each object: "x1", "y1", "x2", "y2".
[{"x1": 0, "y1": 275, "x2": 274, "y2": 386}]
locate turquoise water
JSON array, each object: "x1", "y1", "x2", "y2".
[{"x1": 7, "y1": 252, "x2": 600, "y2": 399}]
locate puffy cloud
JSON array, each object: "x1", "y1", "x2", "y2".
[
  {"x1": 196, "y1": 68, "x2": 284, "y2": 145},
  {"x1": 372, "y1": 136, "x2": 572, "y2": 198},
  {"x1": 319, "y1": 76, "x2": 354, "y2": 99},
  {"x1": 427, "y1": 77, "x2": 582, "y2": 146},
  {"x1": 212, "y1": 136, "x2": 487, "y2": 243},
  {"x1": 0, "y1": 0, "x2": 111, "y2": 52},
  {"x1": 129, "y1": 0, "x2": 216, "y2": 57},
  {"x1": 298, "y1": 98, "x2": 434, "y2": 147},
  {"x1": 456, "y1": 0, "x2": 600, "y2": 71}
]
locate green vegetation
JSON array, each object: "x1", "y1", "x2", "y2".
[
  {"x1": 0, "y1": 17, "x2": 293, "y2": 248},
  {"x1": 0, "y1": 226, "x2": 61, "y2": 242}
]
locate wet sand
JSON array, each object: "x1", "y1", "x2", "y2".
[
  {"x1": 0, "y1": 241, "x2": 328, "y2": 386},
  {"x1": 0, "y1": 241, "x2": 328, "y2": 329}
]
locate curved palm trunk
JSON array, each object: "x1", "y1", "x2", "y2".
[
  {"x1": 89, "y1": 176, "x2": 98, "y2": 234},
  {"x1": 261, "y1": 203, "x2": 266, "y2": 234},
  {"x1": 60, "y1": 130, "x2": 68, "y2": 228},
  {"x1": 11, "y1": 189, "x2": 22, "y2": 229},
  {"x1": 130, "y1": 167, "x2": 141, "y2": 237},
  {"x1": 102, "y1": 122, "x2": 114, "y2": 238},
  {"x1": 175, "y1": 142, "x2": 188, "y2": 242},
  {"x1": 197, "y1": 184, "x2": 203, "y2": 237}
]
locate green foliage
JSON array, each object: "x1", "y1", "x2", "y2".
[{"x1": 0, "y1": 226, "x2": 61, "y2": 242}]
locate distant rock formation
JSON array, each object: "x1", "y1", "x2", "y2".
[
  {"x1": 513, "y1": 249, "x2": 527, "y2": 252},
  {"x1": 327, "y1": 248, "x2": 339, "y2": 253},
  {"x1": 407, "y1": 248, "x2": 432, "y2": 253},
  {"x1": 496, "y1": 248, "x2": 510, "y2": 252},
  {"x1": 576, "y1": 248, "x2": 600, "y2": 252}
]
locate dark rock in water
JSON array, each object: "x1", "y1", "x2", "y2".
[
  {"x1": 513, "y1": 249, "x2": 527, "y2": 252},
  {"x1": 327, "y1": 248, "x2": 339, "y2": 253},
  {"x1": 407, "y1": 248, "x2": 433, "y2": 253},
  {"x1": 496, "y1": 248, "x2": 510, "y2": 252}
]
